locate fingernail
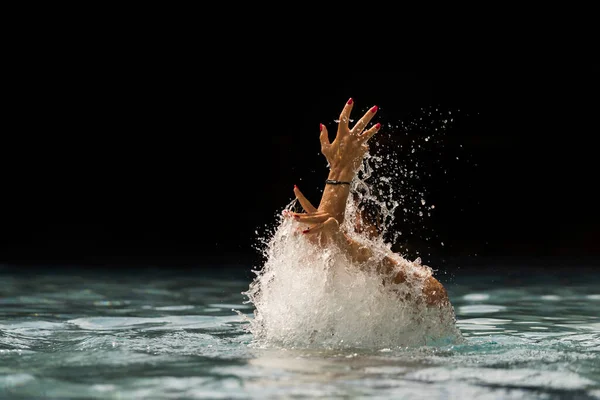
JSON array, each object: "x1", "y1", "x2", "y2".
[
  {"x1": 375, "y1": 122, "x2": 381, "y2": 129},
  {"x1": 302, "y1": 228, "x2": 310, "y2": 234},
  {"x1": 320, "y1": 123, "x2": 324, "y2": 132},
  {"x1": 294, "y1": 215, "x2": 300, "y2": 219},
  {"x1": 371, "y1": 105, "x2": 378, "y2": 113},
  {"x1": 347, "y1": 98, "x2": 353, "y2": 105},
  {"x1": 294, "y1": 185, "x2": 298, "y2": 190}
]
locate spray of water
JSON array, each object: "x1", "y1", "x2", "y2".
[{"x1": 240, "y1": 107, "x2": 465, "y2": 350}]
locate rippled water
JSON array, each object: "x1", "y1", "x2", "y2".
[{"x1": 1, "y1": 264, "x2": 599, "y2": 399}]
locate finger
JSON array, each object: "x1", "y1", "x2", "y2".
[
  {"x1": 293, "y1": 212, "x2": 331, "y2": 224},
  {"x1": 358, "y1": 122, "x2": 381, "y2": 143},
  {"x1": 302, "y1": 217, "x2": 339, "y2": 234},
  {"x1": 319, "y1": 123, "x2": 330, "y2": 151},
  {"x1": 290, "y1": 211, "x2": 329, "y2": 218},
  {"x1": 293, "y1": 185, "x2": 317, "y2": 213},
  {"x1": 351, "y1": 105, "x2": 378, "y2": 136},
  {"x1": 338, "y1": 97, "x2": 354, "y2": 134}
]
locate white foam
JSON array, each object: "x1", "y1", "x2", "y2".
[
  {"x1": 242, "y1": 147, "x2": 462, "y2": 349},
  {"x1": 243, "y1": 211, "x2": 461, "y2": 349}
]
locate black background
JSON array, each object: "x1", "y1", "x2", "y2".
[{"x1": 2, "y1": 31, "x2": 598, "y2": 273}]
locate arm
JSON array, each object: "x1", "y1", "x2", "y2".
[
  {"x1": 290, "y1": 194, "x2": 396, "y2": 275},
  {"x1": 287, "y1": 99, "x2": 449, "y2": 307},
  {"x1": 317, "y1": 98, "x2": 380, "y2": 224},
  {"x1": 291, "y1": 184, "x2": 377, "y2": 264},
  {"x1": 286, "y1": 98, "x2": 380, "y2": 248},
  {"x1": 290, "y1": 187, "x2": 449, "y2": 307}
]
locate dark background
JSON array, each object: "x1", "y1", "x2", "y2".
[{"x1": 2, "y1": 38, "x2": 598, "y2": 273}]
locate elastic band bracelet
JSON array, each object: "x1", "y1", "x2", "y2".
[{"x1": 325, "y1": 179, "x2": 351, "y2": 185}]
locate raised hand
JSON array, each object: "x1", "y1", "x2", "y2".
[
  {"x1": 316, "y1": 98, "x2": 382, "y2": 225},
  {"x1": 320, "y1": 98, "x2": 381, "y2": 181}
]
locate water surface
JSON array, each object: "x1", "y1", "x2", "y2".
[{"x1": 1, "y1": 264, "x2": 599, "y2": 399}]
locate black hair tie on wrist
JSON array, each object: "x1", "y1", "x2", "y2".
[{"x1": 325, "y1": 179, "x2": 351, "y2": 185}]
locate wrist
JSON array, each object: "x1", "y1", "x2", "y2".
[{"x1": 327, "y1": 167, "x2": 355, "y2": 183}]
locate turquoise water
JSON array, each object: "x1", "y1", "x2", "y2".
[{"x1": 1, "y1": 264, "x2": 599, "y2": 399}]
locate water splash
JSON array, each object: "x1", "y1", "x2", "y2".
[
  {"x1": 241, "y1": 107, "x2": 465, "y2": 349},
  {"x1": 362, "y1": 106, "x2": 468, "y2": 259}
]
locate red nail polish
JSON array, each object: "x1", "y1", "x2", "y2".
[
  {"x1": 371, "y1": 106, "x2": 378, "y2": 113},
  {"x1": 347, "y1": 98, "x2": 353, "y2": 105},
  {"x1": 302, "y1": 228, "x2": 310, "y2": 234},
  {"x1": 294, "y1": 185, "x2": 298, "y2": 190},
  {"x1": 294, "y1": 215, "x2": 300, "y2": 219},
  {"x1": 320, "y1": 123, "x2": 324, "y2": 131},
  {"x1": 375, "y1": 122, "x2": 381, "y2": 129}
]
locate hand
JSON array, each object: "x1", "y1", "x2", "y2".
[
  {"x1": 284, "y1": 185, "x2": 346, "y2": 247},
  {"x1": 320, "y1": 98, "x2": 381, "y2": 180},
  {"x1": 286, "y1": 185, "x2": 374, "y2": 264}
]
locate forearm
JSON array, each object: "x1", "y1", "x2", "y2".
[
  {"x1": 317, "y1": 166, "x2": 356, "y2": 224},
  {"x1": 314, "y1": 98, "x2": 379, "y2": 224}
]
